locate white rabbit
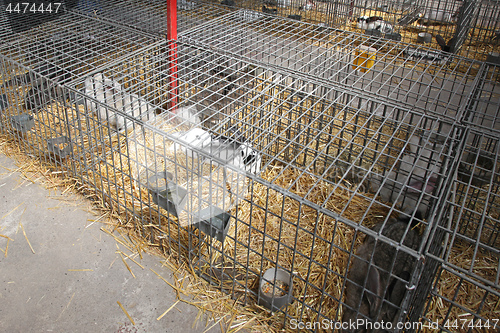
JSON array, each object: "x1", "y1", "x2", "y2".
[
  {"x1": 177, "y1": 0, "x2": 199, "y2": 10},
  {"x1": 169, "y1": 128, "x2": 262, "y2": 175},
  {"x1": 421, "y1": 9, "x2": 455, "y2": 23},
  {"x1": 299, "y1": 0, "x2": 315, "y2": 11},
  {"x1": 263, "y1": 0, "x2": 290, "y2": 7},
  {"x1": 84, "y1": 73, "x2": 156, "y2": 132},
  {"x1": 171, "y1": 105, "x2": 202, "y2": 126},
  {"x1": 356, "y1": 16, "x2": 393, "y2": 34},
  {"x1": 169, "y1": 128, "x2": 213, "y2": 159}
]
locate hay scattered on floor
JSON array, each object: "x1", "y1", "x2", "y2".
[
  {"x1": 424, "y1": 241, "x2": 500, "y2": 331},
  {"x1": 1, "y1": 97, "x2": 499, "y2": 331},
  {"x1": 204, "y1": 0, "x2": 499, "y2": 81},
  {"x1": 199, "y1": 163, "x2": 391, "y2": 325},
  {"x1": 0, "y1": 76, "x2": 122, "y2": 166}
]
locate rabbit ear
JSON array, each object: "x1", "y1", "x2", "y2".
[
  {"x1": 366, "y1": 265, "x2": 382, "y2": 315},
  {"x1": 435, "y1": 35, "x2": 447, "y2": 48},
  {"x1": 367, "y1": 16, "x2": 383, "y2": 23},
  {"x1": 447, "y1": 37, "x2": 455, "y2": 48},
  {"x1": 408, "y1": 175, "x2": 438, "y2": 194}
]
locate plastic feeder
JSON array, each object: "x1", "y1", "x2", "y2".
[
  {"x1": 192, "y1": 206, "x2": 231, "y2": 242},
  {"x1": 352, "y1": 45, "x2": 377, "y2": 73},
  {"x1": 147, "y1": 171, "x2": 187, "y2": 217},
  {"x1": 259, "y1": 268, "x2": 293, "y2": 311},
  {"x1": 11, "y1": 113, "x2": 34, "y2": 132},
  {"x1": 47, "y1": 136, "x2": 73, "y2": 158},
  {"x1": 486, "y1": 52, "x2": 500, "y2": 65},
  {"x1": 417, "y1": 32, "x2": 432, "y2": 43}
]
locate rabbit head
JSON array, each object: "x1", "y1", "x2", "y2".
[
  {"x1": 24, "y1": 75, "x2": 68, "y2": 112},
  {"x1": 356, "y1": 16, "x2": 370, "y2": 29},
  {"x1": 356, "y1": 16, "x2": 393, "y2": 34},
  {"x1": 238, "y1": 142, "x2": 262, "y2": 175},
  {"x1": 84, "y1": 73, "x2": 155, "y2": 132},
  {"x1": 356, "y1": 16, "x2": 382, "y2": 28},
  {"x1": 370, "y1": 135, "x2": 443, "y2": 216},
  {"x1": 343, "y1": 212, "x2": 422, "y2": 332}
]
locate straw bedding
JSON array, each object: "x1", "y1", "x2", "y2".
[
  {"x1": 125, "y1": 114, "x2": 246, "y2": 227},
  {"x1": 200, "y1": 164, "x2": 392, "y2": 324},
  {"x1": 208, "y1": 0, "x2": 499, "y2": 67},
  {"x1": 0, "y1": 77, "x2": 122, "y2": 166},
  {"x1": 424, "y1": 241, "x2": 500, "y2": 331},
  {"x1": 54, "y1": 83, "x2": 408, "y2": 330}
]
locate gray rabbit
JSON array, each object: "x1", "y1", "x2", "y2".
[
  {"x1": 24, "y1": 71, "x2": 71, "y2": 112},
  {"x1": 457, "y1": 148, "x2": 496, "y2": 187},
  {"x1": 342, "y1": 212, "x2": 423, "y2": 332}
]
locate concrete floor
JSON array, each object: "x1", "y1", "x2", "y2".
[{"x1": 0, "y1": 153, "x2": 221, "y2": 333}]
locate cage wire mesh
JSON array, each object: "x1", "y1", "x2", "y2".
[
  {"x1": 414, "y1": 125, "x2": 500, "y2": 331},
  {"x1": 59, "y1": 39, "x2": 463, "y2": 330},
  {"x1": 181, "y1": 10, "x2": 500, "y2": 125},
  {"x1": 202, "y1": 0, "x2": 500, "y2": 63},
  {"x1": 70, "y1": 0, "x2": 235, "y2": 36},
  {"x1": 0, "y1": 5, "x2": 160, "y2": 170},
  {"x1": 0, "y1": 1, "x2": 499, "y2": 332}
]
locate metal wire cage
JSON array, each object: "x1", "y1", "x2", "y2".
[
  {"x1": 0, "y1": 2, "x2": 499, "y2": 332},
  {"x1": 204, "y1": 0, "x2": 500, "y2": 63},
  {"x1": 78, "y1": 40, "x2": 461, "y2": 328},
  {"x1": 70, "y1": 0, "x2": 234, "y2": 36},
  {"x1": 0, "y1": 6, "x2": 159, "y2": 167},
  {"x1": 181, "y1": 10, "x2": 500, "y2": 124}
]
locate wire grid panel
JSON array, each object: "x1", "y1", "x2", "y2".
[
  {"x1": 204, "y1": 0, "x2": 500, "y2": 61},
  {"x1": 49, "y1": 37, "x2": 465, "y2": 328},
  {"x1": 0, "y1": 66, "x2": 76, "y2": 169},
  {"x1": 460, "y1": 61, "x2": 500, "y2": 134},
  {"x1": 181, "y1": 11, "x2": 500, "y2": 124},
  {"x1": 415, "y1": 126, "x2": 500, "y2": 331},
  {"x1": 0, "y1": 7, "x2": 497, "y2": 330},
  {"x1": 0, "y1": 9, "x2": 158, "y2": 80},
  {"x1": 70, "y1": 0, "x2": 234, "y2": 36},
  {"x1": 207, "y1": 0, "x2": 381, "y2": 27},
  {"x1": 0, "y1": 7, "x2": 161, "y2": 167},
  {"x1": 60, "y1": 38, "x2": 260, "y2": 224}
]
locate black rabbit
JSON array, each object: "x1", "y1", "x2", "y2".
[
  {"x1": 262, "y1": 5, "x2": 277, "y2": 14},
  {"x1": 435, "y1": 34, "x2": 455, "y2": 53},
  {"x1": 2, "y1": 61, "x2": 71, "y2": 112},
  {"x1": 342, "y1": 211, "x2": 423, "y2": 332},
  {"x1": 24, "y1": 76, "x2": 66, "y2": 112}
]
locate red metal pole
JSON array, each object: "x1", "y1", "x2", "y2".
[{"x1": 167, "y1": 0, "x2": 178, "y2": 111}]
